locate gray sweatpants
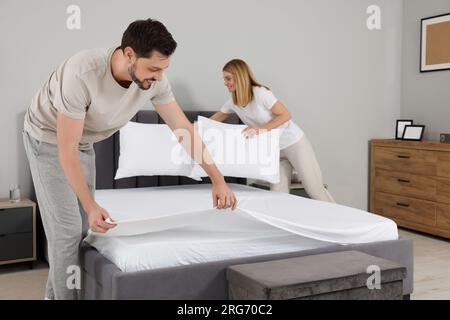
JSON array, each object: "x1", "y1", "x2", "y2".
[
  {"x1": 22, "y1": 130, "x2": 95, "y2": 300},
  {"x1": 270, "y1": 135, "x2": 335, "y2": 203}
]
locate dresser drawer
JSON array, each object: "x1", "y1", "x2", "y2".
[
  {"x1": 437, "y1": 204, "x2": 450, "y2": 231},
  {"x1": 436, "y1": 178, "x2": 450, "y2": 205},
  {"x1": 0, "y1": 232, "x2": 33, "y2": 262},
  {"x1": 374, "y1": 169, "x2": 436, "y2": 201},
  {"x1": 373, "y1": 147, "x2": 437, "y2": 176},
  {"x1": 437, "y1": 152, "x2": 450, "y2": 178},
  {"x1": 0, "y1": 207, "x2": 33, "y2": 235},
  {"x1": 373, "y1": 192, "x2": 436, "y2": 227}
]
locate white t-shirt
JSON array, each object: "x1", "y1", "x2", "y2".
[{"x1": 220, "y1": 86, "x2": 304, "y2": 150}]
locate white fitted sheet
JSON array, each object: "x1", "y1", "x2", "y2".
[
  {"x1": 84, "y1": 184, "x2": 398, "y2": 272},
  {"x1": 85, "y1": 210, "x2": 333, "y2": 272}
]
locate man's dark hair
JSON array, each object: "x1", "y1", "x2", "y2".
[{"x1": 121, "y1": 18, "x2": 177, "y2": 58}]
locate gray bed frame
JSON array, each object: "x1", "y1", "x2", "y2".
[{"x1": 80, "y1": 110, "x2": 414, "y2": 300}]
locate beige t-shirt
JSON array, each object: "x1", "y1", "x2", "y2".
[{"x1": 23, "y1": 47, "x2": 176, "y2": 150}]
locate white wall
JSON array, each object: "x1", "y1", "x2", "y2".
[
  {"x1": 0, "y1": 0, "x2": 404, "y2": 210},
  {"x1": 401, "y1": 0, "x2": 450, "y2": 140}
]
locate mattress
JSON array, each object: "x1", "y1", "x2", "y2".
[{"x1": 83, "y1": 184, "x2": 399, "y2": 272}]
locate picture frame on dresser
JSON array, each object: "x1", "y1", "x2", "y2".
[
  {"x1": 402, "y1": 125, "x2": 425, "y2": 141},
  {"x1": 396, "y1": 120, "x2": 413, "y2": 140}
]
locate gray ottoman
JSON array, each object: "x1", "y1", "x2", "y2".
[{"x1": 227, "y1": 251, "x2": 406, "y2": 300}]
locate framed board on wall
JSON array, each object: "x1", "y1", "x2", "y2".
[{"x1": 420, "y1": 13, "x2": 450, "y2": 72}]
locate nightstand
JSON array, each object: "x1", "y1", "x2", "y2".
[{"x1": 0, "y1": 198, "x2": 37, "y2": 268}]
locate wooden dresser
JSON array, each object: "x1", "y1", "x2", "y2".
[{"x1": 369, "y1": 139, "x2": 450, "y2": 238}]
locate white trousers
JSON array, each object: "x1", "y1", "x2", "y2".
[{"x1": 270, "y1": 136, "x2": 336, "y2": 203}]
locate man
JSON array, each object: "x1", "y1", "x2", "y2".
[{"x1": 22, "y1": 18, "x2": 237, "y2": 300}]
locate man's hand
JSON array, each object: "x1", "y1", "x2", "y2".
[
  {"x1": 212, "y1": 182, "x2": 237, "y2": 210},
  {"x1": 86, "y1": 204, "x2": 117, "y2": 233}
]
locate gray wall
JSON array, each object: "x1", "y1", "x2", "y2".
[
  {"x1": 401, "y1": 0, "x2": 450, "y2": 141},
  {"x1": 0, "y1": 0, "x2": 404, "y2": 210}
]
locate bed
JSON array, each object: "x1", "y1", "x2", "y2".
[{"x1": 80, "y1": 110, "x2": 414, "y2": 300}]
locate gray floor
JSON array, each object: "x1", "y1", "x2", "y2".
[{"x1": 0, "y1": 228, "x2": 449, "y2": 300}]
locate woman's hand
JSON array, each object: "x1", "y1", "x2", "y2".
[
  {"x1": 242, "y1": 126, "x2": 265, "y2": 139},
  {"x1": 212, "y1": 181, "x2": 237, "y2": 210}
]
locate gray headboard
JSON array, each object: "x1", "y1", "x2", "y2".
[{"x1": 93, "y1": 110, "x2": 247, "y2": 190}]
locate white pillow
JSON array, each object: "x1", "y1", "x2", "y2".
[
  {"x1": 115, "y1": 121, "x2": 201, "y2": 180},
  {"x1": 192, "y1": 116, "x2": 280, "y2": 184}
]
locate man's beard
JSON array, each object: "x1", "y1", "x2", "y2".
[{"x1": 128, "y1": 63, "x2": 153, "y2": 90}]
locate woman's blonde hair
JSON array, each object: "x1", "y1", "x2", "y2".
[{"x1": 222, "y1": 59, "x2": 270, "y2": 107}]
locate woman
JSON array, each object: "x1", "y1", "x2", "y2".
[{"x1": 210, "y1": 59, "x2": 335, "y2": 203}]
